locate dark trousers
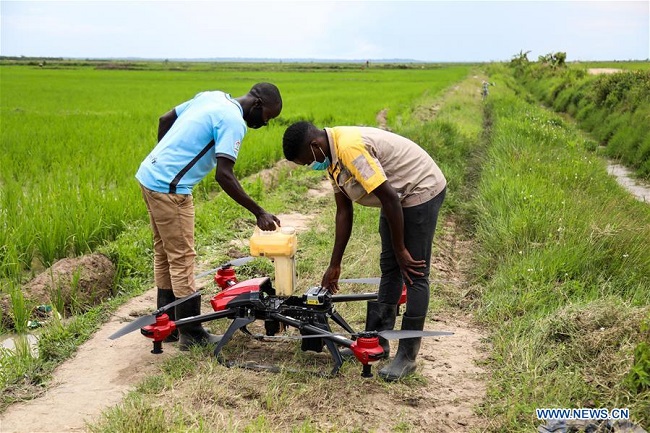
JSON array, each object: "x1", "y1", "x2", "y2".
[{"x1": 377, "y1": 188, "x2": 446, "y2": 317}]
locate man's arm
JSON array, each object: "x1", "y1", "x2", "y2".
[
  {"x1": 372, "y1": 181, "x2": 425, "y2": 284},
  {"x1": 321, "y1": 191, "x2": 354, "y2": 293},
  {"x1": 158, "y1": 109, "x2": 177, "y2": 142},
  {"x1": 215, "y1": 156, "x2": 280, "y2": 231}
]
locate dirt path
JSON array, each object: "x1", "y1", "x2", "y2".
[
  {"x1": 607, "y1": 162, "x2": 650, "y2": 203},
  {"x1": 416, "y1": 219, "x2": 488, "y2": 431},
  {"x1": 1, "y1": 175, "x2": 488, "y2": 432},
  {"x1": 587, "y1": 68, "x2": 624, "y2": 75}
]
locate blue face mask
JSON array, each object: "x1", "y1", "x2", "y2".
[{"x1": 309, "y1": 146, "x2": 331, "y2": 171}]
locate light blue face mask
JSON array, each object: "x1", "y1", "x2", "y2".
[{"x1": 309, "y1": 145, "x2": 331, "y2": 171}]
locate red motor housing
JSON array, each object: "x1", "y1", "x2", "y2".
[
  {"x1": 350, "y1": 335, "x2": 385, "y2": 365},
  {"x1": 140, "y1": 313, "x2": 176, "y2": 342},
  {"x1": 398, "y1": 284, "x2": 407, "y2": 306},
  {"x1": 214, "y1": 267, "x2": 238, "y2": 289}
]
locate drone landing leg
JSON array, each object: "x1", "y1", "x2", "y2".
[
  {"x1": 214, "y1": 316, "x2": 255, "y2": 364},
  {"x1": 311, "y1": 313, "x2": 344, "y2": 376},
  {"x1": 323, "y1": 338, "x2": 344, "y2": 376}
]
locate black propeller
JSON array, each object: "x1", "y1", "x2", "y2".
[
  {"x1": 194, "y1": 256, "x2": 255, "y2": 279},
  {"x1": 338, "y1": 277, "x2": 381, "y2": 284},
  {"x1": 254, "y1": 329, "x2": 453, "y2": 340},
  {"x1": 110, "y1": 256, "x2": 254, "y2": 341},
  {"x1": 339, "y1": 276, "x2": 459, "y2": 286},
  {"x1": 108, "y1": 291, "x2": 201, "y2": 340},
  {"x1": 375, "y1": 329, "x2": 454, "y2": 339}
]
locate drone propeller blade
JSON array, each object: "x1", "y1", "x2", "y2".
[
  {"x1": 194, "y1": 256, "x2": 256, "y2": 279},
  {"x1": 108, "y1": 315, "x2": 157, "y2": 340},
  {"x1": 338, "y1": 277, "x2": 381, "y2": 285},
  {"x1": 222, "y1": 256, "x2": 255, "y2": 268},
  {"x1": 155, "y1": 290, "x2": 201, "y2": 313},
  {"x1": 227, "y1": 256, "x2": 255, "y2": 267},
  {"x1": 377, "y1": 330, "x2": 454, "y2": 340},
  {"x1": 108, "y1": 292, "x2": 201, "y2": 340}
]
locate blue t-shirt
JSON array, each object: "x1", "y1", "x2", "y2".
[{"x1": 136, "y1": 91, "x2": 246, "y2": 194}]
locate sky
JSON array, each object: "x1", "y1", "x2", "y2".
[{"x1": 1, "y1": 0, "x2": 648, "y2": 62}]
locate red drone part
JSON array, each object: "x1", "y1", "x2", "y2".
[{"x1": 140, "y1": 313, "x2": 176, "y2": 354}]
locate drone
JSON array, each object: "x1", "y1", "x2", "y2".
[{"x1": 109, "y1": 228, "x2": 453, "y2": 378}]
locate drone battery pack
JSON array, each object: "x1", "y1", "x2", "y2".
[{"x1": 303, "y1": 286, "x2": 329, "y2": 306}]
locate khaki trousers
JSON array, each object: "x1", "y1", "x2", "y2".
[{"x1": 140, "y1": 184, "x2": 196, "y2": 297}]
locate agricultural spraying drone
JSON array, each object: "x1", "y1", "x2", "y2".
[{"x1": 109, "y1": 227, "x2": 453, "y2": 377}]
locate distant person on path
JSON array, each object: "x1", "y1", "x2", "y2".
[
  {"x1": 282, "y1": 121, "x2": 447, "y2": 381},
  {"x1": 136, "y1": 83, "x2": 283, "y2": 350},
  {"x1": 481, "y1": 80, "x2": 490, "y2": 100}
]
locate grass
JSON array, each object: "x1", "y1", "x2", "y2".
[{"x1": 473, "y1": 64, "x2": 650, "y2": 430}]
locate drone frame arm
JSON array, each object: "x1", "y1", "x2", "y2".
[
  {"x1": 330, "y1": 293, "x2": 378, "y2": 303},
  {"x1": 173, "y1": 308, "x2": 237, "y2": 328},
  {"x1": 269, "y1": 312, "x2": 354, "y2": 348}
]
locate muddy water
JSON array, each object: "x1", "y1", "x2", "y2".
[
  {"x1": 0, "y1": 333, "x2": 39, "y2": 355},
  {"x1": 607, "y1": 163, "x2": 650, "y2": 203}
]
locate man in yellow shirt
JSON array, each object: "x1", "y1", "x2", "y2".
[{"x1": 282, "y1": 121, "x2": 446, "y2": 381}]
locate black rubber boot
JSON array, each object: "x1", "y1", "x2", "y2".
[
  {"x1": 341, "y1": 301, "x2": 397, "y2": 360},
  {"x1": 378, "y1": 315, "x2": 426, "y2": 382},
  {"x1": 176, "y1": 294, "x2": 222, "y2": 351},
  {"x1": 157, "y1": 288, "x2": 179, "y2": 342}
]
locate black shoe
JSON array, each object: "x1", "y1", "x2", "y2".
[
  {"x1": 175, "y1": 294, "x2": 222, "y2": 351},
  {"x1": 156, "y1": 288, "x2": 179, "y2": 343},
  {"x1": 378, "y1": 315, "x2": 426, "y2": 382}
]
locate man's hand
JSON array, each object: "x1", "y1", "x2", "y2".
[
  {"x1": 321, "y1": 265, "x2": 341, "y2": 294},
  {"x1": 216, "y1": 157, "x2": 280, "y2": 231},
  {"x1": 256, "y1": 212, "x2": 281, "y2": 231},
  {"x1": 395, "y1": 248, "x2": 426, "y2": 285}
]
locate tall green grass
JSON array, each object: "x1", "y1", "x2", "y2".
[{"x1": 475, "y1": 65, "x2": 650, "y2": 430}]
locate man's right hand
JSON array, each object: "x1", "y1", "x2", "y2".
[
  {"x1": 321, "y1": 265, "x2": 341, "y2": 294},
  {"x1": 256, "y1": 212, "x2": 281, "y2": 231}
]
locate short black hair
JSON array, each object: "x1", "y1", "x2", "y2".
[
  {"x1": 283, "y1": 121, "x2": 315, "y2": 161},
  {"x1": 250, "y1": 82, "x2": 282, "y2": 109}
]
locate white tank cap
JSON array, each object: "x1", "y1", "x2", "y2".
[{"x1": 280, "y1": 226, "x2": 296, "y2": 235}]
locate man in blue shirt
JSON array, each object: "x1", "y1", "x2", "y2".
[{"x1": 137, "y1": 82, "x2": 282, "y2": 350}]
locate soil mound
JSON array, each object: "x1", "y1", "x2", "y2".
[{"x1": 1, "y1": 253, "x2": 115, "y2": 329}]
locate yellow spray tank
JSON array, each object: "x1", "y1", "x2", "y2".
[{"x1": 249, "y1": 226, "x2": 297, "y2": 297}]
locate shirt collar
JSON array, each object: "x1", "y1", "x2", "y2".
[
  {"x1": 324, "y1": 127, "x2": 338, "y2": 173},
  {"x1": 225, "y1": 93, "x2": 244, "y2": 116}
]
